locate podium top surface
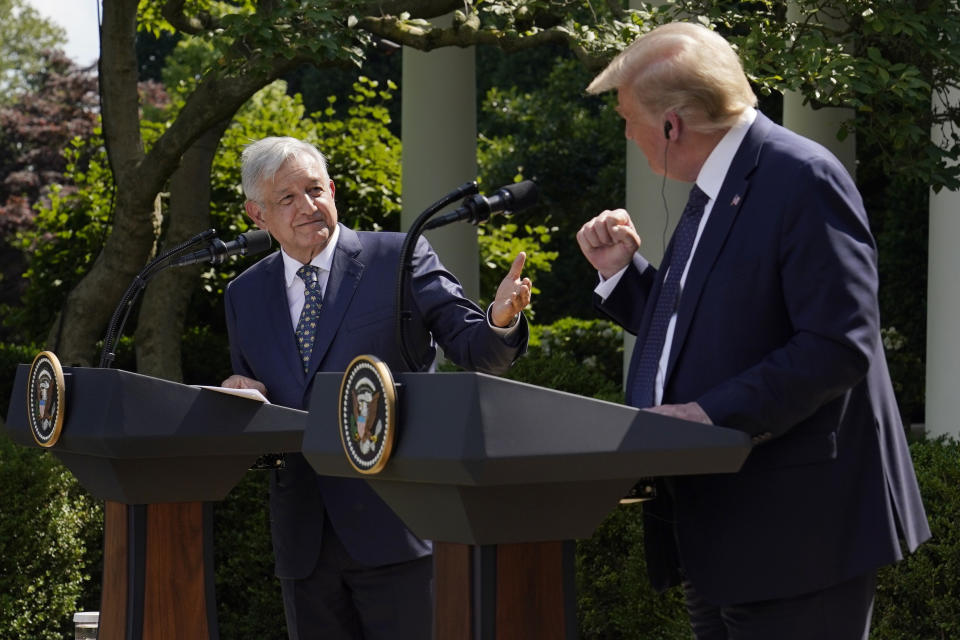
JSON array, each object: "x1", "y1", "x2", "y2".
[
  {"x1": 305, "y1": 371, "x2": 753, "y2": 485},
  {"x1": 5, "y1": 365, "x2": 307, "y2": 457}
]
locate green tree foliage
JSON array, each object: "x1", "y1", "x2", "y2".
[
  {"x1": 8, "y1": 136, "x2": 115, "y2": 346},
  {"x1": 478, "y1": 52, "x2": 623, "y2": 321},
  {"x1": 702, "y1": 0, "x2": 960, "y2": 192},
  {"x1": 0, "y1": 0, "x2": 67, "y2": 102}
]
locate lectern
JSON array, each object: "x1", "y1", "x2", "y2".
[
  {"x1": 4, "y1": 365, "x2": 306, "y2": 640},
  {"x1": 305, "y1": 371, "x2": 752, "y2": 639},
  {"x1": 5, "y1": 365, "x2": 752, "y2": 640}
]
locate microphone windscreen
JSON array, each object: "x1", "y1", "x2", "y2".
[
  {"x1": 501, "y1": 180, "x2": 539, "y2": 211},
  {"x1": 243, "y1": 229, "x2": 273, "y2": 255}
]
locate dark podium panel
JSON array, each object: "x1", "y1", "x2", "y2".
[
  {"x1": 305, "y1": 371, "x2": 753, "y2": 639},
  {"x1": 5, "y1": 365, "x2": 306, "y2": 640},
  {"x1": 305, "y1": 371, "x2": 752, "y2": 544},
  {"x1": 5, "y1": 365, "x2": 306, "y2": 503}
]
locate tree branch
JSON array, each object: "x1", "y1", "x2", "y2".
[
  {"x1": 161, "y1": 0, "x2": 219, "y2": 35},
  {"x1": 360, "y1": 0, "x2": 465, "y2": 20},
  {"x1": 358, "y1": 16, "x2": 608, "y2": 70}
]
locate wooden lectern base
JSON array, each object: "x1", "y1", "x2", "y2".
[
  {"x1": 98, "y1": 503, "x2": 573, "y2": 640},
  {"x1": 434, "y1": 541, "x2": 578, "y2": 640},
  {"x1": 99, "y1": 501, "x2": 218, "y2": 640}
]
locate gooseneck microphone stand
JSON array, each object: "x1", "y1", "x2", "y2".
[
  {"x1": 395, "y1": 181, "x2": 480, "y2": 371},
  {"x1": 98, "y1": 229, "x2": 217, "y2": 369}
]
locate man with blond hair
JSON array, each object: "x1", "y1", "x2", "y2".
[{"x1": 577, "y1": 22, "x2": 929, "y2": 639}]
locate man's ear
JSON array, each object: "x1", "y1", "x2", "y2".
[{"x1": 245, "y1": 200, "x2": 266, "y2": 230}]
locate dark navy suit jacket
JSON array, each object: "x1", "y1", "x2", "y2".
[
  {"x1": 225, "y1": 224, "x2": 527, "y2": 578},
  {"x1": 600, "y1": 112, "x2": 930, "y2": 605}
]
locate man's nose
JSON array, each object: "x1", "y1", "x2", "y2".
[{"x1": 295, "y1": 192, "x2": 318, "y2": 214}]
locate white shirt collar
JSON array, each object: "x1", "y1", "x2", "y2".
[
  {"x1": 281, "y1": 223, "x2": 340, "y2": 287},
  {"x1": 696, "y1": 107, "x2": 757, "y2": 200}
]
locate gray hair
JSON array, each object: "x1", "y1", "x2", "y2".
[
  {"x1": 587, "y1": 22, "x2": 757, "y2": 133},
  {"x1": 241, "y1": 137, "x2": 329, "y2": 203}
]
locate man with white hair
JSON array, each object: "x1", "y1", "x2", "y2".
[{"x1": 223, "y1": 136, "x2": 531, "y2": 639}]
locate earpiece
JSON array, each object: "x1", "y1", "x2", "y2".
[{"x1": 663, "y1": 121, "x2": 673, "y2": 140}]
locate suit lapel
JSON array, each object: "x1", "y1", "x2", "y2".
[
  {"x1": 306, "y1": 225, "x2": 364, "y2": 375},
  {"x1": 261, "y1": 252, "x2": 305, "y2": 383},
  {"x1": 664, "y1": 113, "x2": 773, "y2": 386}
]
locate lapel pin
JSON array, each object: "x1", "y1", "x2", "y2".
[{"x1": 731, "y1": 194, "x2": 741, "y2": 206}]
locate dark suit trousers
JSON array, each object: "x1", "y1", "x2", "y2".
[
  {"x1": 280, "y1": 517, "x2": 433, "y2": 640},
  {"x1": 682, "y1": 571, "x2": 876, "y2": 640}
]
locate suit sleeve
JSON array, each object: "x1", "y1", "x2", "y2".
[
  {"x1": 597, "y1": 253, "x2": 657, "y2": 335},
  {"x1": 408, "y1": 235, "x2": 528, "y2": 374},
  {"x1": 697, "y1": 156, "x2": 879, "y2": 438},
  {"x1": 224, "y1": 282, "x2": 255, "y2": 379}
]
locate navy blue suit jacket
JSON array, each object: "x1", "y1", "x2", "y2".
[
  {"x1": 601, "y1": 113, "x2": 929, "y2": 605},
  {"x1": 225, "y1": 224, "x2": 527, "y2": 578}
]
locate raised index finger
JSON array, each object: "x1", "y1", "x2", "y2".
[{"x1": 507, "y1": 251, "x2": 527, "y2": 280}]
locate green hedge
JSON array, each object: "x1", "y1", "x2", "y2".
[
  {"x1": 213, "y1": 472, "x2": 287, "y2": 639},
  {"x1": 872, "y1": 437, "x2": 960, "y2": 639},
  {"x1": 0, "y1": 434, "x2": 102, "y2": 640},
  {"x1": 576, "y1": 436, "x2": 960, "y2": 640}
]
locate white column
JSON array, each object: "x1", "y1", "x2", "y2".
[
  {"x1": 401, "y1": 19, "x2": 478, "y2": 299},
  {"x1": 782, "y1": 2, "x2": 856, "y2": 176},
  {"x1": 782, "y1": 96, "x2": 856, "y2": 174},
  {"x1": 925, "y1": 87, "x2": 960, "y2": 438}
]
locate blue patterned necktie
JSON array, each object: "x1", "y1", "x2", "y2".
[
  {"x1": 295, "y1": 265, "x2": 323, "y2": 372},
  {"x1": 631, "y1": 184, "x2": 710, "y2": 408}
]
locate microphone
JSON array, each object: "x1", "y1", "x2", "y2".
[
  {"x1": 422, "y1": 180, "x2": 538, "y2": 230},
  {"x1": 170, "y1": 229, "x2": 272, "y2": 267}
]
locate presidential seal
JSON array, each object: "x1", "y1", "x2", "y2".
[
  {"x1": 27, "y1": 351, "x2": 65, "y2": 447},
  {"x1": 338, "y1": 355, "x2": 397, "y2": 474}
]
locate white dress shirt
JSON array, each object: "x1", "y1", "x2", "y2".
[{"x1": 281, "y1": 224, "x2": 340, "y2": 330}]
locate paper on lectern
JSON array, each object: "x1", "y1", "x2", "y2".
[{"x1": 193, "y1": 385, "x2": 270, "y2": 404}]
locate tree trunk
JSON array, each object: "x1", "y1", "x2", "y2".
[
  {"x1": 46, "y1": 0, "x2": 155, "y2": 366},
  {"x1": 47, "y1": 0, "x2": 290, "y2": 367},
  {"x1": 134, "y1": 122, "x2": 230, "y2": 381}
]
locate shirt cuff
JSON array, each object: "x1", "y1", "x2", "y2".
[
  {"x1": 486, "y1": 304, "x2": 520, "y2": 334},
  {"x1": 594, "y1": 265, "x2": 629, "y2": 301}
]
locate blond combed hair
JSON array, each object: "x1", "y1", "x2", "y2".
[{"x1": 587, "y1": 22, "x2": 757, "y2": 133}]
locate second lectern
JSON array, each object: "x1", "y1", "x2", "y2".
[{"x1": 304, "y1": 371, "x2": 752, "y2": 639}]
